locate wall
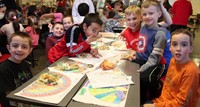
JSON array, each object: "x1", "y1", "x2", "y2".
[{"x1": 191, "y1": 0, "x2": 200, "y2": 15}]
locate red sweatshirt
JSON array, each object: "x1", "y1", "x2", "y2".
[{"x1": 48, "y1": 25, "x2": 91, "y2": 64}]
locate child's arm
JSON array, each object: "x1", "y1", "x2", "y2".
[
  {"x1": 40, "y1": 13, "x2": 54, "y2": 20},
  {"x1": 48, "y1": 23, "x2": 53, "y2": 33},
  {"x1": 157, "y1": 0, "x2": 172, "y2": 28},
  {"x1": 66, "y1": 26, "x2": 101, "y2": 56},
  {"x1": 67, "y1": 34, "x2": 101, "y2": 56},
  {"x1": 138, "y1": 31, "x2": 166, "y2": 72},
  {"x1": 48, "y1": 35, "x2": 68, "y2": 64},
  {"x1": 0, "y1": 26, "x2": 6, "y2": 35}
]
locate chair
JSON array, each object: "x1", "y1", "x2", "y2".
[
  {"x1": 197, "y1": 14, "x2": 200, "y2": 23},
  {"x1": 0, "y1": 54, "x2": 11, "y2": 64},
  {"x1": 25, "y1": 45, "x2": 39, "y2": 68},
  {"x1": 112, "y1": 27, "x2": 125, "y2": 33}
]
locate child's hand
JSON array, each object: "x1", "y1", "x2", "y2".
[
  {"x1": 86, "y1": 35, "x2": 102, "y2": 44},
  {"x1": 48, "y1": 23, "x2": 53, "y2": 29},
  {"x1": 129, "y1": 50, "x2": 136, "y2": 60},
  {"x1": 90, "y1": 49, "x2": 102, "y2": 58},
  {"x1": 118, "y1": 27, "x2": 127, "y2": 40},
  {"x1": 137, "y1": 64, "x2": 148, "y2": 73},
  {"x1": 0, "y1": 6, "x2": 6, "y2": 13},
  {"x1": 118, "y1": 33, "x2": 125, "y2": 40},
  {"x1": 48, "y1": 23, "x2": 53, "y2": 32}
]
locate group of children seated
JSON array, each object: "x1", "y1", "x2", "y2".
[{"x1": 0, "y1": 0, "x2": 199, "y2": 107}]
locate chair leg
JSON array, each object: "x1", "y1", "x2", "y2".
[{"x1": 28, "y1": 48, "x2": 38, "y2": 68}]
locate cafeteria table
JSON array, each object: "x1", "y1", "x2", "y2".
[{"x1": 7, "y1": 57, "x2": 140, "y2": 107}]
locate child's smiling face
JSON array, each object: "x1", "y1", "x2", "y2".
[
  {"x1": 52, "y1": 23, "x2": 64, "y2": 37},
  {"x1": 142, "y1": 6, "x2": 161, "y2": 27},
  {"x1": 63, "y1": 17, "x2": 73, "y2": 31},
  {"x1": 125, "y1": 13, "x2": 142, "y2": 32},
  {"x1": 8, "y1": 36, "x2": 32, "y2": 63}
]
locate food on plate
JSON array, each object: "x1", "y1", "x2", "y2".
[
  {"x1": 100, "y1": 59, "x2": 116, "y2": 70},
  {"x1": 121, "y1": 53, "x2": 131, "y2": 60},
  {"x1": 98, "y1": 45, "x2": 110, "y2": 50},
  {"x1": 86, "y1": 64, "x2": 94, "y2": 68},
  {"x1": 55, "y1": 62, "x2": 80, "y2": 71},
  {"x1": 111, "y1": 41, "x2": 127, "y2": 50},
  {"x1": 39, "y1": 73, "x2": 62, "y2": 86}
]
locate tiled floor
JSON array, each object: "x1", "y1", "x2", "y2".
[{"x1": 31, "y1": 24, "x2": 200, "y2": 106}]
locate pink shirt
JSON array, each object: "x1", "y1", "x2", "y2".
[
  {"x1": 54, "y1": 13, "x2": 63, "y2": 23},
  {"x1": 25, "y1": 26, "x2": 39, "y2": 47}
]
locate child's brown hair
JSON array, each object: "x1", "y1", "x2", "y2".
[
  {"x1": 125, "y1": 5, "x2": 141, "y2": 17},
  {"x1": 171, "y1": 29, "x2": 193, "y2": 46},
  {"x1": 63, "y1": 15, "x2": 74, "y2": 23},
  {"x1": 8, "y1": 32, "x2": 32, "y2": 47},
  {"x1": 52, "y1": 22, "x2": 63, "y2": 29},
  {"x1": 141, "y1": 0, "x2": 161, "y2": 11}
]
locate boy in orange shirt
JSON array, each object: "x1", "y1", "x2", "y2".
[{"x1": 143, "y1": 29, "x2": 200, "y2": 107}]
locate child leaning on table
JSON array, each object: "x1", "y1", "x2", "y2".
[
  {"x1": 48, "y1": 13, "x2": 103, "y2": 64},
  {"x1": 130, "y1": 0, "x2": 168, "y2": 104},
  {"x1": 62, "y1": 15, "x2": 74, "y2": 32},
  {"x1": 143, "y1": 29, "x2": 200, "y2": 107},
  {"x1": 0, "y1": 32, "x2": 33, "y2": 107},
  {"x1": 45, "y1": 22, "x2": 64, "y2": 65}
]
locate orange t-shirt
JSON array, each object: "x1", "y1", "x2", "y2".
[{"x1": 153, "y1": 58, "x2": 200, "y2": 107}]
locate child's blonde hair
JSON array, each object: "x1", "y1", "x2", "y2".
[
  {"x1": 125, "y1": 5, "x2": 141, "y2": 17},
  {"x1": 141, "y1": 0, "x2": 161, "y2": 11},
  {"x1": 8, "y1": 32, "x2": 32, "y2": 47},
  {"x1": 171, "y1": 29, "x2": 193, "y2": 46}
]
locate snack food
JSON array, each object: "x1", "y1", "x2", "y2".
[
  {"x1": 39, "y1": 73, "x2": 62, "y2": 86},
  {"x1": 111, "y1": 41, "x2": 127, "y2": 50},
  {"x1": 100, "y1": 59, "x2": 116, "y2": 70},
  {"x1": 86, "y1": 64, "x2": 94, "y2": 68},
  {"x1": 55, "y1": 63, "x2": 80, "y2": 71},
  {"x1": 98, "y1": 45, "x2": 110, "y2": 50},
  {"x1": 121, "y1": 53, "x2": 131, "y2": 60}
]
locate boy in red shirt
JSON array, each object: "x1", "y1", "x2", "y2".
[{"x1": 48, "y1": 13, "x2": 103, "y2": 64}]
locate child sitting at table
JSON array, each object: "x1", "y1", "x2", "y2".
[
  {"x1": 121, "y1": 0, "x2": 172, "y2": 51},
  {"x1": 45, "y1": 22, "x2": 64, "y2": 64},
  {"x1": 130, "y1": 0, "x2": 170, "y2": 104},
  {"x1": 143, "y1": 29, "x2": 200, "y2": 107},
  {"x1": 63, "y1": 15, "x2": 74, "y2": 32},
  {"x1": 0, "y1": 32, "x2": 33, "y2": 107},
  {"x1": 48, "y1": 13, "x2": 103, "y2": 64},
  {"x1": 48, "y1": 15, "x2": 73, "y2": 36}
]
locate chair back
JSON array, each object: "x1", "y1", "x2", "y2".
[{"x1": 112, "y1": 27, "x2": 125, "y2": 33}]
